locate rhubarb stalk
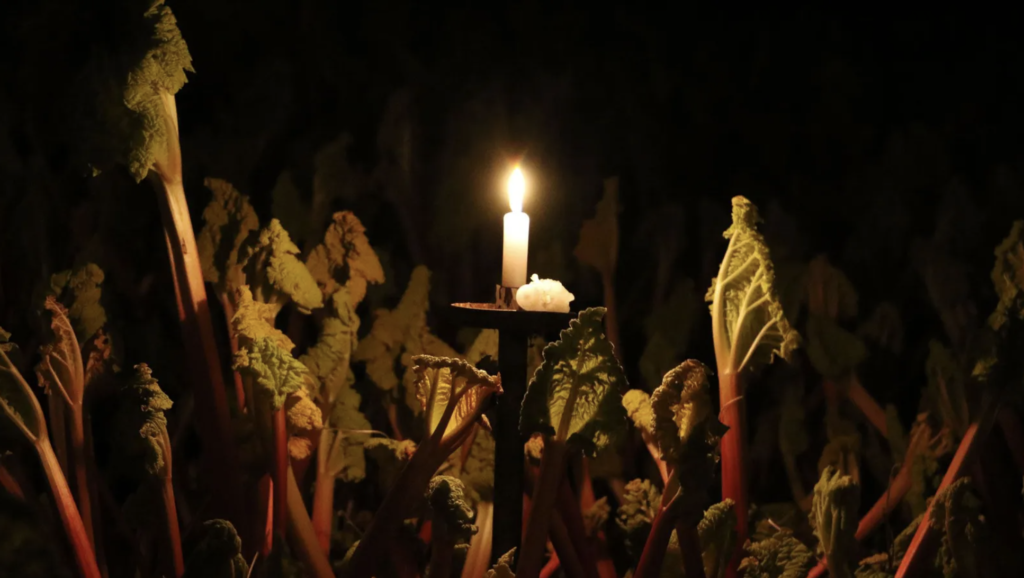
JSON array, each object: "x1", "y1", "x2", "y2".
[
  {"x1": 896, "y1": 396, "x2": 999, "y2": 577},
  {"x1": 707, "y1": 197, "x2": 799, "y2": 576}
]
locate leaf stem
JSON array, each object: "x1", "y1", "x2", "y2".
[
  {"x1": 556, "y1": 478, "x2": 600, "y2": 578},
  {"x1": 716, "y1": 371, "x2": 748, "y2": 578},
  {"x1": 517, "y1": 438, "x2": 568, "y2": 578},
  {"x1": 273, "y1": 407, "x2": 288, "y2": 542},
  {"x1": 68, "y1": 407, "x2": 95, "y2": 548},
  {"x1": 152, "y1": 136, "x2": 243, "y2": 530},
  {"x1": 159, "y1": 429, "x2": 184, "y2": 578},
  {"x1": 37, "y1": 437, "x2": 101, "y2": 578},
  {"x1": 896, "y1": 395, "x2": 999, "y2": 578},
  {"x1": 634, "y1": 504, "x2": 677, "y2": 578},
  {"x1": 285, "y1": 466, "x2": 335, "y2": 578},
  {"x1": 311, "y1": 429, "x2": 336, "y2": 554}
]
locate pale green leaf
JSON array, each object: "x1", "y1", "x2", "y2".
[
  {"x1": 811, "y1": 466, "x2": 860, "y2": 578},
  {"x1": 520, "y1": 307, "x2": 627, "y2": 454},
  {"x1": 699, "y1": 499, "x2": 737, "y2": 578},
  {"x1": 234, "y1": 337, "x2": 310, "y2": 410},
  {"x1": 707, "y1": 196, "x2": 799, "y2": 376}
]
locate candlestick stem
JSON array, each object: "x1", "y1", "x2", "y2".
[{"x1": 493, "y1": 329, "x2": 528, "y2": 564}]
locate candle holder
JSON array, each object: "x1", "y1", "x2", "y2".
[{"x1": 447, "y1": 301, "x2": 574, "y2": 565}]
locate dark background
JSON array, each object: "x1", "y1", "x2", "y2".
[{"x1": 2, "y1": 0, "x2": 1024, "y2": 558}]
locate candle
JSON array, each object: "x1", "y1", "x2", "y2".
[{"x1": 502, "y1": 166, "x2": 530, "y2": 287}]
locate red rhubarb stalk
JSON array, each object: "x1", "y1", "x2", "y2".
[
  {"x1": 39, "y1": 437, "x2": 102, "y2": 578},
  {"x1": 517, "y1": 438, "x2": 568, "y2": 578},
  {"x1": 273, "y1": 408, "x2": 288, "y2": 542},
  {"x1": 160, "y1": 430, "x2": 185, "y2": 578},
  {"x1": 896, "y1": 397, "x2": 999, "y2": 578}
]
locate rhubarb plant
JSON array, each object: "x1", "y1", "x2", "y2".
[
  {"x1": 517, "y1": 306, "x2": 627, "y2": 578},
  {"x1": 706, "y1": 196, "x2": 799, "y2": 566},
  {"x1": 634, "y1": 360, "x2": 727, "y2": 578},
  {"x1": 117, "y1": 364, "x2": 183, "y2": 577},
  {"x1": 346, "y1": 355, "x2": 501, "y2": 577},
  {"x1": 0, "y1": 328, "x2": 101, "y2": 578},
  {"x1": 84, "y1": 1, "x2": 241, "y2": 522}
]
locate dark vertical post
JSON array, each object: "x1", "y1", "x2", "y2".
[{"x1": 493, "y1": 329, "x2": 528, "y2": 564}]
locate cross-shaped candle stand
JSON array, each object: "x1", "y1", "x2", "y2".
[{"x1": 448, "y1": 165, "x2": 575, "y2": 565}]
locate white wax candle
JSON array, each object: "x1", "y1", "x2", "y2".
[{"x1": 502, "y1": 166, "x2": 530, "y2": 287}]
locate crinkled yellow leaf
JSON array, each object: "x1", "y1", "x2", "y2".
[
  {"x1": 230, "y1": 286, "x2": 294, "y2": 351},
  {"x1": 306, "y1": 211, "x2": 384, "y2": 304},
  {"x1": 233, "y1": 336, "x2": 310, "y2": 410},
  {"x1": 49, "y1": 263, "x2": 107, "y2": 343},
  {"x1": 354, "y1": 266, "x2": 431, "y2": 392},
  {"x1": 239, "y1": 219, "x2": 323, "y2": 313},
  {"x1": 198, "y1": 178, "x2": 258, "y2": 295}
]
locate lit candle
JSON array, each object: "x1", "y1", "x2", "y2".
[{"x1": 502, "y1": 166, "x2": 530, "y2": 287}]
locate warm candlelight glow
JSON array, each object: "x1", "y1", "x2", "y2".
[
  {"x1": 502, "y1": 164, "x2": 530, "y2": 287},
  {"x1": 508, "y1": 166, "x2": 525, "y2": 213}
]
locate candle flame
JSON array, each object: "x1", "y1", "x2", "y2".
[{"x1": 508, "y1": 166, "x2": 525, "y2": 213}]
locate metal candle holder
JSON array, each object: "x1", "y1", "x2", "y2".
[{"x1": 448, "y1": 286, "x2": 573, "y2": 564}]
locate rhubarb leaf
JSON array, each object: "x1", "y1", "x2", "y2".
[
  {"x1": 930, "y1": 478, "x2": 986, "y2": 578},
  {"x1": 48, "y1": 264, "x2": 107, "y2": 343},
  {"x1": 707, "y1": 196, "x2": 799, "y2": 376},
  {"x1": 650, "y1": 360, "x2": 727, "y2": 471},
  {"x1": 37, "y1": 297, "x2": 85, "y2": 404},
  {"x1": 485, "y1": 548, "x2": 517, "y2": 578},
  {"x1": 574, "y1": 177, "x2": 620, "y2": 278},
  {"x1": 230, "y1": 286, "x2": 294, "y2": 350},
  {"x1": 284, "y1": 389, "x2": 323, "y2": 460},
  {"x1": 739, "y1": 528, "x2": 815, "y2": 578},
  {"x1": 616, "y1": 479, "x2": 661, "y2": 560},
  {"x1": 355, "y1": 266, "x2": 431, "y2": 392},
  {"x1": 520, "y1": 307, "x2": 627, "y2": 454},
  {"x1": 300, "y1": 289, "x2": 359, "y2": 404},
  {"x1": 119, "y1": 363, "x2": 173, "y2": 477},
  {"x1": 811, "y1": 467, "x2": 860, "y2": 578},
  {"x1": 321, "y1": 383, "x2": 372, "y2": 483},
  {"x1": 239, "y1": 219, "x2": 323, "y2": 314},
  {"x1": 641, "y1": 278, "x2": 698, "y2": 389},
  {"x1": 234, "y1": 337, "x2": 310, "y2": 410},
  {"x1": 181, "y1": 520, "x2": 249, "y2": 578},
  {"x1": 805, "y1": 315, "x2": 867, "y2": 379},
  {"x1": 623, "y1": 388, "x2": 656, "y2": 438},
  {"x1": 699, "y1": 499, "x2": 737, "y2": 578},
  {"x1": 365, "y1": 438, "x2": 416, "y2": 492},
  {"x1": 305, "y1": 211, "x2": 384, "y2": 305},
  {"x1": 427, "y1": 476, "x2": 479, "y2": 553},
  {"x1": 413, "y1": 356, "x2": 501, "y2": 444},
  {"x1": 989, "y1": 220, "x2": 1024, "y2": 331},
  {"x1": 197, "y1": 178, "x2": 259, "y2": 296}
]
